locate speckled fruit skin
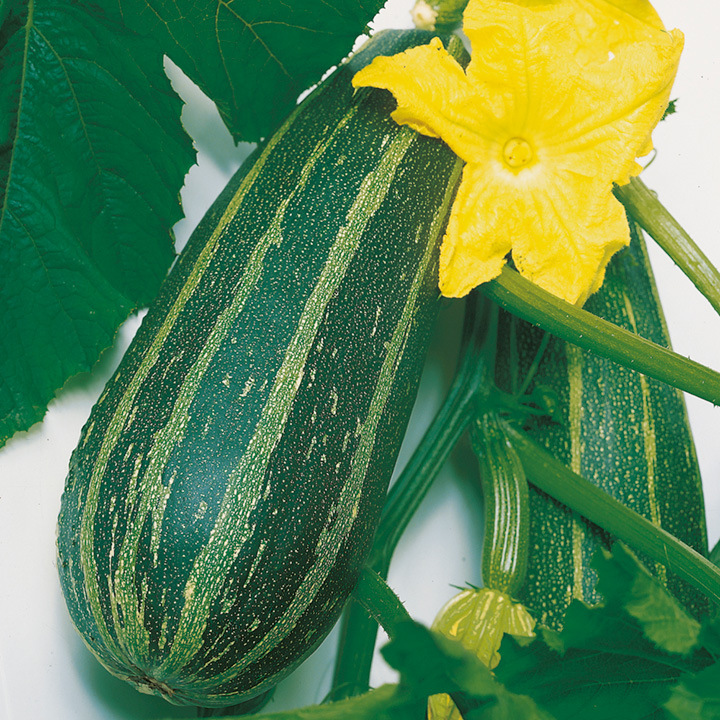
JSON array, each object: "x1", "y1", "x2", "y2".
[
  {"x1": 56, "y1": 30, "x2": 466, "y2": 708},
  {"x1": 495, "y1": 222, "x2": 709, "y2": 628}
]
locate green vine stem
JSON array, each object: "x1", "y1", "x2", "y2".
[
  {"x1": 331, "y1": 293, "x2": 496, "y2": 699},
  {"x1": 483, "y1": 266, "x2": 720, "y2": 406},
  {"x1": 368, "y1": 295, "x2": 497, "y2": 574},
  {"x1": 615, "y1": 177, "x2": 720, "y2": 316},
  {"x1": 351, "y1": 568, "x2": 478, "y2": 718},
  {"x1": 334, "y1": 262, "x2": 720, "y2": 700},
  {"x1": 352, "y1": 567, "x2": 413, "y2": 636},
  {"x1": 504, "y1": 424, "x2": 720, "y2": 605},
  {"x1": 330, "y1": 601, "x2": 379, "y2": 700}
]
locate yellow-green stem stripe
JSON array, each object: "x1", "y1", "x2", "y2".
[
  {"x1": 567, "y1": 343, "x2": 586, "y2": 603},
  {"x1": 622, "y1": 292, "x2": 665, "y2": 585}
]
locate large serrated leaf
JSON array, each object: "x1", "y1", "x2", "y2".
[
  {"x1": 93, "y1": 0, "x2": 386, "y2": 142},
  {"x1": 494, "y1": 545, "x2": 711, "y2": 720},
  {"x1": 0, "y1": 0, "x2": 194, "y2": 447}
]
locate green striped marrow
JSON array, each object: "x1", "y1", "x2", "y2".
[
  {"x1": 56, "y1": 30, "x2": 464, "y2": 707},
  {"x1": 494, "y1": 221, "x2": 709, "y2": 628}
]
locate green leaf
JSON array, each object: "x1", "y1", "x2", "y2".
[
  {"x1": 665, "y1": 663, "x2": 720, "y2": 720},
  {"x1": 233, "y1": 552, "x2": 717, "y2": 720},
  {"x1": 0, "y1": 0, "x2": 194, "y2": 446},
  {"x1": 383, "y1": 622, "x2": 554, "y2": 720},
  {"x1": 90, "y1": 0, "x2": 386, "y2": 142},
  {"x1": 206, "y1": 622, "x2": 552, "y2": 720},
  {"x1": 0, "y1": 0, "x2": 12, "y2": 29},
  {"x1": 193, "y1": 685, "x2": 423, "y2": 720},
  {"x1": 593, "y1": 544, "x2": 701, "y2": 655},
  {"x1": 661, "y1": 98, "x2": 677, "y2": 120},
  {"x1": 494, "y1": 545, "x2": 709, "y2": 719},
  {"x1": 663, "y1": 616, "x2": 720, "y2": 718},
  {"x1": 382, "y1": 621, "x2": 498, "y2": 700}
]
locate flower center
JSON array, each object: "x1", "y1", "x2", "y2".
[{"x1": 502, "y1": 137, "x2": 533, "y2": 169}]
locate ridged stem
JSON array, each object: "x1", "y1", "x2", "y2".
[
  {"x1": 615, "y1": 177, "x2": 720, "y2": 317},
  {"x1": 470, "y1": 412, "x2": 529, "y2": 596},
  {"x1": 331, "y1": 293, "x2": 496, "y2": 700},
  {"x1": 329, "y1": 601, "x2": 379, "y2": 700},
  {"x1": 482, "y1": 267, "x2": 720, "y2": 406},
  {"x1": 504, "y1": 424, "x2": 720, "y2": 606}
]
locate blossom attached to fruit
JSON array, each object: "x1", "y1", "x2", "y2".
[
  {"x1": 353, "y1": 0, "x2": 683, "y2": 304},
  {"x1": 428, "y1": 587, "x2": 535, "y2": 720}
]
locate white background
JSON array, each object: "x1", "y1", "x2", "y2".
[{"x1": 1, "y1": 1, "x2": 719, "y2": 718}]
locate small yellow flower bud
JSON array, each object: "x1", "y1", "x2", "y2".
[
  {"x1": 428, "y1": 587, "x2": 535, "y2": 720},
  {"x1": 411, "y1": 0, "x2": 438, "y2": 31}
]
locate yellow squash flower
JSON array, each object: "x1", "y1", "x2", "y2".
[
  {"x1": 428, "y1": 587, "x2": 535, "y2": 720},
  {"x1": 353, "y1": 0, "x2": 683, "y2": 304}
]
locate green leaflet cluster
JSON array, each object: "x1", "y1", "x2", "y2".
[
  {"x1": 221, "y1": 545, "x2": 720, "y2": 720},
  {"x1": 0, "y1": 0, "x2": 193, "y2": 445},
  {"x1": 85, "y1": 0, "x2": 386, "y2": 142}
]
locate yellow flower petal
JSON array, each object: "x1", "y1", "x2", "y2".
[
  {"x1": 438, "y1": 164, "x2": 513, "y2": 298},
  {"x1": 353, "y1": 0, "x2": 682, "y2": 304},
  {"x1": 461, "y1": 0, "x2": 683, "y2": 182},
  {"x1": 439, "y1": 163, "x2": 631, "y2": 304},
  {"x1": 427, "y1": 588, "x2": 535, "y2": 720},
  {"x1": 353, "y1": 38, "x2": 489, "y2": 158},
  {"x1": 510, "y1": 174, "x2": 632, "y2": 303},
  {"x1": 576, "y1": 0, "x2": 667, "y2": 43}
]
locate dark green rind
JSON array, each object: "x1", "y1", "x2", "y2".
[
  {"x1": 495, "y1": 222, "x2": 709, "y2": 629},
  {"x1": 56, "y1": 30, "x2": 465, "y2": 707}
]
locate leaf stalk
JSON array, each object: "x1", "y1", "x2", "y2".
[
  {"x1": 615, "y1": 177, "x2": 720, "y2": 317},
  {"x1": 505, "y1": 424, "x2": 720, "y2": 606},
  {"x1": 483, "y1": 267, "x2": 720, "y2": 406}
]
